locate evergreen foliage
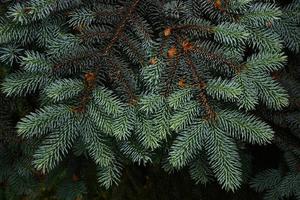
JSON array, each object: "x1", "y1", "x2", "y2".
[
  {"x1": 251, "y1": 53, "x2": 300, "y2": 200},
  {"x1": 0, "y1": 0, "x2": 299, "y2": 199}
]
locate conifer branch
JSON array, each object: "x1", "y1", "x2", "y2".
[
  {"x1": 53, "y1": 50, "x2": 99, "y2": 70},
  {"x1": 106, "y1": 58, "x2": 137, "y2": 104},
  {"x1": 184, "y1": 53, "x2": 216, "y2": 120},
  {"x1": 103, "y1": 0, "x2": 141, "y2": 55},
  {"x1": 71, "y1": 0, "x2": 141, "y2": 111},
  {"x1": 1, "y1": 0, "x2": 297, "y2": 195},
  {"x1": 79, "y1": 31, "x2": 112, "y2": 42},
  {"x1": 172, "y1": 24, "x2": 213, "y2": 33},
  {"x1": 171, "y1": 35, "x2": 215, "y2": 119},
  {"x1": 191, "y1": 44, "x2": 242, "y2": 73},
  {"x1": 120, "y1": 34, "x2": 145, "y2": 64},
  {"x1": 164, "y1": 53, "x2": 179, "y2": 96}
]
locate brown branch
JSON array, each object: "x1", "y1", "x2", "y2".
[
  {"x1": 159, "y1": 37, "x2": 167, "y2": 56},
  {"x1": 99, "y1": 0, "x2": 140, "y2": 103},
  {"x1": 191, "y1": 45, "x2": 242, "y2": 73},
  {"x1": 103, "y1": 0, "x2": 141, "y2": 55},
  {"x1": 93, "y1": 9, "x2": 123, "y2": 17},
  {"x1": 164, "y1": 54, "x2": 179, "y2": 96},
  {"x1": 107, "y1": 58, "x2": 138, "y2": 104},
  {"x1": 184, "y1": 50, "x2": 216, "y2": 120},
  {"x1": 72, "y1": 0, "x2": 140, "y2": 112},
  {"x1": 79, "y1": 31, "x2": 112, "y2": 42},
  {"x1": 71, "y1": 71, "x2": 97, "y2": 113},
  {"x1": 120, "y1": 34, "x2": 145, "y2": 64},
  {"x1": 130, "y1": 14, "x2": 153, "y2": 42},
  {"x1": 56, "y1": 0, "x2": 141, "y2": 69},
  {"x1": 53, "y1": 50, "x2": 101, "y2": 70},
  {"x1": 172, "y1": 24, "x2": 213, "y2": 33},
  {"x1": 164, "y1": 35, "x2": 215, "y2": 119}
]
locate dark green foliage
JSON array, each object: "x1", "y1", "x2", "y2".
[
  {"x1": 0, "y1": 0, "x2": 299, "y2": 199},
  {"x1": 251, "y1": 52, "x2": 300, "y2": 200}
]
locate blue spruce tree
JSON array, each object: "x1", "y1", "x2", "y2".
[{"x1": 0, "y1": 0, "x2": 299, "y2": 199}]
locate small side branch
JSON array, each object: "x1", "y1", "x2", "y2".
[
  {"x1": 103, "y1": 0, "x2": 141, "y2": 55},
  {"x1": 184, "y1": 51, "x2": 216, "y2": 120},
  {"x1": 164, "y1": 54, "x2": 179, "y2": 96},
  {"x1": 72, "y1": 0, "x2": 140, "y2": 112},
  {"x1": 107, "y1": 58, "x2": 138, "y2": 104},
  {"x1": 192, "y1": 45, "x2": 242, "y2": 73}
]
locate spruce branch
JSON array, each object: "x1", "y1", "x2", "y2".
[
  {"x1": 102, "y1": 0, "x2": 141, "y2": 55},
  {"x1": 183, "y1": 49, "x2": 215, "y2": 119}
]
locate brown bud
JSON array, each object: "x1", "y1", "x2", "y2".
[
  {"x1": 163, "y1": 27, "x2": 172, "y2": 37},
  {"x1": 167, "y1": 47, "x2": 177, "y2": 58},
  {"x1": 182, "y1": 40, "x2": 193, "y2": 52},
  {"x1": 84, "y1": 72, "x2": 96, "y2": 82},
  {"x1": 214, "y1": 0, "x2": 222, "y2": 10},
  {"x1": 149, "y1": 57, "x2": 158, "y2": 65},
  {"x1": 178, "y1": 79, "x2": 186, "y2": 88}
]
